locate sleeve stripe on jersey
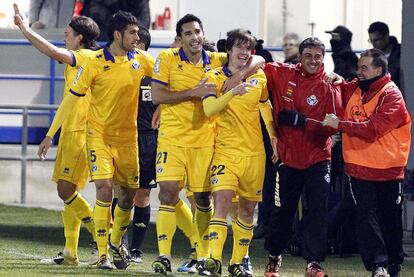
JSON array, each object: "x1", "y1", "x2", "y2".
[
  {"x1": 70, "y1": 51, "x2": 76, "y2": 67},
  {"x1": 151, "y1": 79, "x2": 168, "y2": 86},
  {"x1": 260, "y1": 98, "x2": 269, "y2": 103},
  {"x1": 201, "y1": 94, "x2": 217, "y2": 101},
  {"x1": 69, "y1": 89, "x2": 86, "y2": 97}
]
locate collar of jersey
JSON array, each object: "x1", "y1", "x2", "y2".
[
  {"x1": 222, "y1": 63, "x2": 232, "y2": 77},
  {"x1": 178, "y1": 47, "x2": 210, "y2": 67},
  {"x1": 103, "y1": 45, "x2": 135, "y2": 63}
]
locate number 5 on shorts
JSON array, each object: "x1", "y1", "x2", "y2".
[{"x1": 90, "y1": 150, "x2": 97, "y2": 162}]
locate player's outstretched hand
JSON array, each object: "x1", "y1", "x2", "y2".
[
  {"x1": 38, "y1": 136, "x2": 52, "y2": 160},
  {"x1": 13, "y1": 3, "x2": 28, "y2": 30},
  {"x1": 192, "y1": 78, "x2": 216, "y2": 99},
  {"x1": 325, "y1": 72, "x2": 344, "y2": 85},
  {"x1": 230, "y1": 82, "x2": 252, "y2": 96}
]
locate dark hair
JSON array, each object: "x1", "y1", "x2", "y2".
[
  {"x1": 107, "y1": 11, "x2": 138, "y2": 42},
  {"x1": 138, "y1": 26, "x2": 151, "y2": 50},
  {"x1": 368, "y1": 21, "x2": 389, "y2": 36},
  {"x1": 225, "y1": 29, "x2": 256, "y2": 51},
  {"x1": 69, "y1": 16, "x2": 100, "y2": 50},
  {"x1": 216, "y1": 39, "x2": 226, "y2": 52},
  {"x1": 176, "y1": 14, "x2": 203, "y2": 37},
  {"x1": 360, "y1": 48, "x2": 388, "y2": 74},
  {"x1": 299, "y1": 37, "x2": 325, "y2": 56}
]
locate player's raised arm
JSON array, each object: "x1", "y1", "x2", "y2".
[
  {"x1": 13, "y1": 3, "x2": 73, "y2": 65},
  {"x1": 151, "y1": 78, "x2": 216, "y2": 104}
]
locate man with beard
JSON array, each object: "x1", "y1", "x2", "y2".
[
  {"x1": 39, "y1": 11, "x2": 155, "y2": 270},
  {"x1": 323, "y1": 48, "x2": 410, "y2": 277}
]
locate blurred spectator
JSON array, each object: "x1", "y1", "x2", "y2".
[
  {"x1": 29, "y1": 0, "x2": 59, "y2": 29},
  {"x1": 217, "y1": 38, "x2": 226, "y2": 52},
  {"x1": 282, "y1": 32, "x2": 300, "y2": 64},
  {"x1": 326, "y1": 25, "x2": 358, "y2": 81},
  {"x1": 203, "y1": 39, "x2": 216, "y2": 52},
  {"x1": 255, "y1": 39, "x2": 273, "y2": 62},
  {"x1": 119, "y1": 0, "x2": 150, "y2": 29},
  {"x1": 82, "y1": 0, "x2": 118, "y2": 41},
  {"x1": 368, "y1": 21, "x2": 401, "y2": 88}
]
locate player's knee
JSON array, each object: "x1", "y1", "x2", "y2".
[
  {"x1": 133, "y1": 188, "x2": 150, "y2": 207},
  {"x1": 158, "y1": 184, "x2": 180, "y2": 205},
  {"x1": 56, "y1": 180, "x2": 76, "y2": 201},
  {"x1": 95, "y1": 181, "x2": 113, "y2": 202},
  {"x1": 193, "y1": 191, "x2": 211, "y2": 207}
]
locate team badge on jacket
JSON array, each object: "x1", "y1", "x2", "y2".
[{"x1": 307, "y1": 94, "x2": 318, "y2": 106}]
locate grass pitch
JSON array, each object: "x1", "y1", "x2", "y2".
[{"x1": 0, "y1": 204, "x2": 413, "y2": 276}]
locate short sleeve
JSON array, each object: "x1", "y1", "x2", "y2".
[{"x1": 152, "y1": 50, "x2": 171, "y2": 86}]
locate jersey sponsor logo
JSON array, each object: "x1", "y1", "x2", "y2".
[
  {"x1": 73, "y1": 66, "x2": 83, "y2": 86},
  {"x1": 134, "y1": 222, "x2": 147, "y2": 228},
  {"x1": 103, "y1": 65, "x2": 110, "y2": 71},
  {"x1": 249, "y1": 78, "x2": 258, "y2": 86},
  {"x1": 153, "y1": 58, "x2": 161, "y2": 74},
  {"x1": 202, "y1": 234, "x2": 210, "y2": 241},
  {"x1": 63, "y1": 167, "x2": 70, "y2": 174},
  {"x1": 132, "y1": 60, "x2": 140, "y2": 70},
  {"x1": 142, "y1": 89, "x2": 152, "y2": 101},
  {"x1": 256, "y1": 189, "x2": 262, "y2": 196},
  {"x1": 158, "y1": 234, "x2": 168, "y2": 241},
  {"x1": 97, "y1": 229, "x2": 106, "y2": 237},
  {"x1": 134, "y1": 175, "x2": 139, "y2": 182},
  {"x1": 350, "y1": 105, "x2": 367, "y2": 121},
  {"x1": 177, "y1": 64, "x2": 183, "y2": 71},
  {"x1": 307, "y1": 94, "x2": 318, "y2": 106}
]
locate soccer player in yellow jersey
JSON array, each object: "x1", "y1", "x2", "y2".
[
  {"x1": 201, "y1": 29, "x2": 278, "y2": 277},
  {"x1": 151, "y1": 14, "x2": 265, "y2": 275},
  {"x1": 35, "y1": 11, "x2": 154, "y2": 270},
  {"x1": 13, "y1": 4, "x2": 99, "y2": 266}
]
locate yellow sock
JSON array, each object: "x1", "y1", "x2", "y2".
[
  {"x1": 94, "y1": 200, "x2": 111, "y2": 257},
  {"x1": 157, "y1": 205, "x2": 176, "y2": 256},
  {"x1": 62, "y1": 206, "x2": 81, "y2": 258},
  {"x1": 65, "y1": 191, "x2": 95, "y2": 241},
  {"x1": 209, "y1": 218, "x2": 227, "y2": 261},
  {"x1": 230, "y1": 216, "x2": 253, "y2": 265},
  {"x1": 195, "y1": 203, "x2": 213, "y2": 259},
  {"x1": 110, "y1": 204, "x2": 132, "y2": 247},
  {"x1": 175, "y1": 199, "x2": 195, "y2": 247}
]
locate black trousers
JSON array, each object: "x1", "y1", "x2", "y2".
[
  {"x1": 265, "y1": 161, "x2": 330, "y2": 262},
  {"x1": 349, "y1": 177, "x2": 404, "y2": 271}
]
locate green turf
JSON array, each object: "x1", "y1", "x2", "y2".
[{"x1": 0, "y1": 204, "x2": 412, "y2": 276}]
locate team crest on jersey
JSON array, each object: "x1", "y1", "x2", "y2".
[
  {"x1": 249, "y1": 78, "x2": 258, "y2": 86},
  {"x1": 307, "y1": 94, "x2": 318, "y2": 106},
  {"x1": 211, "y1": 176, "x2": 219, "y2": 185},
  {"x1": 91, "y1": 164, "x2": 97, "y2": 172},
  {"x1": 156, "y1": 166, "x2": 163, "y2": 173},
  {"x1": 131, "y1": 60, "x2": 140, "y2": 70},
  {"x1": 153, "y1": 58, "x2": 161, "y2": 73},
  {"x1": 73, "y1": 66, "x2": 83, "y2": 86}
]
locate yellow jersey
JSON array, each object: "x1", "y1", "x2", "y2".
[
  {"x1": 152, "y1": 48, "x2": 227, "y2": 147},
  {"x1": 69, "y1": 47, "x2": 155, "y2": 143},
  {"x1": 204, "y1": 65, "x2": 268, "y2": 156},
  {"x1": 60, "y1": 48, "x2": 96, "y2": 132}
]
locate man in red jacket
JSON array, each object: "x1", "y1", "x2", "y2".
[
  {"x1": 323, "y1": 48, "x2": 410, "y2": 277},
  {"x1": 263, "y1": 37, "x2": 342, "y2": 277}
]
